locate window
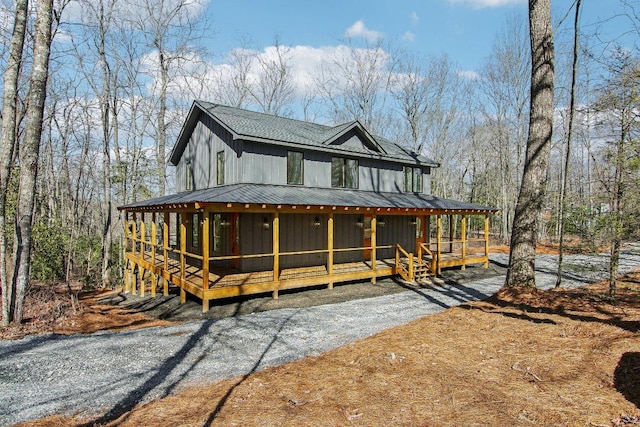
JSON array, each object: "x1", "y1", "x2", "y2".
[
  {"x1": 210, "y1": 213, "x2": 222, "y2": 255},
  {"x1": 191, "y1": 213, "x2": 201, "y2": 250},
  {"x1": 185, "y1": 160, "x2": 193, "y2": 191},
  {"x1": 217, "y1": 151, "x2": 225, "y2": 185},
  {"x1": 331, "y1": 157, "x2": 358, "y2": 189},
  {"x1": 404, "y1": 166, "x2": 423, "y2": 192},
  {"x1": 287, "y1": 151, "x2": 303, "y2": 185}
]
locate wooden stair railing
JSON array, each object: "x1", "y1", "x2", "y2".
[
  {"x1": 395, "y1": 244, "x2": 414, "y2": 282},
  {"x1": 418, "y1": 242, "x2": 437, "y2": 276}
]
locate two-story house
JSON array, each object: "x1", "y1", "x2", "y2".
[{"x1": 119, "y1": 101, "x2": 496, "y2": 311}]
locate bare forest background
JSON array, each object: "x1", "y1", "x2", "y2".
[{"x1": 0, "y1": 0, "x2": 638, "y2": 322}]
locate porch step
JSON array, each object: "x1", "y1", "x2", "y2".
[{"x1": 398, "y1": 259, "x2": 433, "y2": 282}]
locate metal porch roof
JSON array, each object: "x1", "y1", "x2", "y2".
[{"x1": 119, "y1": 183, "x2": 497, "y2": 213}]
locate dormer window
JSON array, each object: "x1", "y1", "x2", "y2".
[
  {"x1": 404, "y1": 166, "x2": 422, "y2": 193},
  {"x1": 332, "y1": 157, "x2": 358, "y2": 189},
  {"x1": 287, "y1": 151, "x2": 303, "y2": 185}
]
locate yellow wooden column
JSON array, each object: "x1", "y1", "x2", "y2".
[
  {"x1": 448, "y1": 214, "x2": 454, "y2": 254},
  {"x1": 484, "y1": 214, "x2": 490, "y2": 268},
  {"x1": 272, "y1": 212, "x2": 280, "y2": 299},
  {"x1": 139, "y1": 212, "x2": 146, "y2": 297},
  {"x1": 202, "y1": 209, "x2": 210, "y2": 312},
  {"x1": 163, "y1": 211, "x2": 170, "y2": 295},
  {"x1": 461, "y1": 215, "x2": 467, "y2": 271},
  {"x1": 151, "y1": 213, "x2": 157, "y2": 297},
  {"x1": 436, "y1": 215, "x2": 442, "y2": 275},
  {"x1": 327, "y1": 213, "x2": 334, "y2": 290},
  {"x1": 131, "y1": 214, "x2": 137, "y2": 294},
  {"x1": 370, "y1": 216, "x2": 377, "y2": 284},
  {"x1": 180, "y1": 212, "x2": 187, "y2": 304},
  {"x1": 124, "y1": 213, "x2": 130, "y2": 293}
]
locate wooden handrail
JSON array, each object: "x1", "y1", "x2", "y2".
[
  {"x1": 395, "y1": 244, "x2": 414, "y2": 281},
  {"x1": 419, "y1": 242, "x2": 437, "y2": 275}
]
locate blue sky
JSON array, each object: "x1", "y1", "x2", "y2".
[{"x1": 204, "y1": 0, "x2": 631, "y2": 75}]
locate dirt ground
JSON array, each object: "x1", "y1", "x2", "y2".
[{"x1": 4, "y1": 242, "x2": 640, "y2": 426}]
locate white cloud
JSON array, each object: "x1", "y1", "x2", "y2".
[
  {"x1": 447, "y1": 0, "x2": 526, "y2": 8},
  {"x1": 344, "y1": 20, "x2": 383, "y2": 41},
  {"x1": 410, "y1": 12, "x2": 420, "y2": 25},
  {"x1": 402, "y1": 31, "x2": 416, "y2": 42},
  {"x1": 457, "y1": 70, "x2": 480, "y2": 80}
]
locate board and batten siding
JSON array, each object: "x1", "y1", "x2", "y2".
[
  {"x1": 176, "y1": 113, "x2": 242, "y2": 192},
  {"x1": 376, "y1": 216, "x2": 416, "y2": 259},
  {"x1": 176, "y1": 113, "x2": 431, "y2": 194}
]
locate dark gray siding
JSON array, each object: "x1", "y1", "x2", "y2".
[
  {"x1": 241, "y1": 143, "x2": 286, "y2": 185},
  {"x1": 333, "y1": 214, "x2": 364, "y2": 263},
  {"x1": 176, "y1": 112, "x2": 241, "y2": 192},
  {"x1": 376, "y1": 216, "x2": 415, "y2": 259},
  {"x1": 279, "y1": 213, "x2": 327, "y2": 268},
  {"x1": 176, "y1": 117, "x2": 432, "y2": 194},
  {"x1": 239, "y1": 213, "x2": 273, "y2": 272}
]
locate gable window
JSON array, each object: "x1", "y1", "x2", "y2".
[
  {"x1": 217, "y1": 151, "x2": 225, "y2": 185},
  {"x1": 287, "y1": 151, "x2": 303, "y2": 185},
  {"x1": 404, "y1": 166, "x2": 423, "y2": 192},
  {"x1": 185, "y1": 160, "x2": 193, "y2": 191},
  {"x1": 331, "y1": 157, "x2": 358, "y2": 189}
]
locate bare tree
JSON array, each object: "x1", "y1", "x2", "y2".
[
  {"x1": 505, "y1": 0, "x2": 555, "y2": 288},
  {"x1": 479, "y1": 15, "x2": 531, "y2": 241},
  {"x1": 0, "y1": 0, "x2": 29, "y2": 326},
  {"x1": 592, "y1": 50, "x2": 639, "y2": 296},
  {"x1": 215, "y1": 37, "x2": 255, "y2": 109},
  {"x1": 315, "y1": 40, "x2": 395, "y2": 132},
  {"x1": 555, "y1": 0, "x2": 582, "y2": 288},
  {"x1": 11, "y1": 0, "x2": 55, "y2": 323},
  {"x1": 133, "y1": 0, "x2": 209, "y2": 196},
  {"x1": 249, "y1": 37, "x2": 295, "y2": 117}
]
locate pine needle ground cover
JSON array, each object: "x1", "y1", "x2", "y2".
[{"x1": 17, "y1": 272, "x2": 640, "y2": 427}]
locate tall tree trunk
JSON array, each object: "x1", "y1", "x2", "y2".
[
  {"x1": 505, "y1": 0, "x2": 555, "y2": 288},
  {"x1": 156, "y1": 50, "x2": 168, "y2": 197},
  {"x1": 556, "y1": 0, "x2": 581, "y2": 288},
  {"x1": 0, "y1": 0, "x2": 29, "y2": 326},
  {"x1": 12, "y1": 0, "x2": 54, "y2": 323},
  {"x1": 609, "y1": 112, "x2": 628, "y2": 298}
]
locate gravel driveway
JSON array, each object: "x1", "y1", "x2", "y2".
[{"x1": 2, "y1": 247, "x2": 639, "y2": 426}]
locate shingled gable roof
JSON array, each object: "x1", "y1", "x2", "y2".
[{"x1": 169, "y1": 101, "x2": 438, "y2": 167}]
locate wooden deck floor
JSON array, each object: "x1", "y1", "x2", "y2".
[{"x1": 125, "y1": 247, "x2": 487, "y2": 311}]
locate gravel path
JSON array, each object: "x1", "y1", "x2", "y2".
[{"x1": 1, "y1": 247, "x2": 640, "y2": 426}]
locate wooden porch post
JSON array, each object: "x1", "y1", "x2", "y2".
[
  {"x1": 151, "y1": 213, "x2": 157, "y2": 296},
  {"x1": 139, "y1": 212, "x2": 146, "y2": 297},
  {"x1": 327, "y1": 213, "x2": 334, "y2": 289},
  {"x1": 123, "y1": 212, "x2": 130, "y2": 293},
  {"x1": 131, "y1": 213, "x2": 137, "y2": 294},
  {"x1": 163, "y1": 211, "x2": 169, "y2": 295},
  {"x1": 448, "y1": 214, "x2": 454, "y2": 254},
  {"x1": 272, "y1": 212, "x2": 280, "y2": 299},
  {"x1": 202, "y1": 208, "x2": 210, "y2": 312},
  {"x1": 461, "y1": 215, "x2": 467, "y2": 271},
  {"x1": 180, "y1": 212, "x2": 187, "y2": 304},
  {"x1": 436, "y1": 215, "x2": 442, "y2": 275},
  {"x1": 371, "y1": 216, "x2": 377, "y2": 284},
  {"x1": 484, "y1": 214, "x2": 490, "y2": 268}
]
